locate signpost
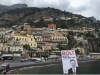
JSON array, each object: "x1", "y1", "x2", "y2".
[{"x1": 61, "y1": 50, "x2": 78, "y2": 74}]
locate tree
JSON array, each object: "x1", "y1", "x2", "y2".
[
  {"x1": 67, "y1": 34, "x2": 77, "y2": 49},
  {"x1": 34, "y1": 17, "x2": 47, "y2": 28},
  {"x1": 75, "y1": 49, "x2": 80, "y2": 54},
  {"x1": 57, "y1": 42, "x2": 69, "y2": 50},
  {"x1": 67, "y1": 19, "x2": 75, "y2": 26},
  {"x1": 23, "y1": 44, "x2": 31, "y2": 51},
  {"x1": 85, "y1": 32, "x2": 95, "y2": 39},
  {"x1": 77, "y1": 33, "x2": 84, "y2": 37},
  {"x1": 23, "y1": 44, "x2": 37, "y2": 58},
  {"x1": 68, "y1": 31, "x2": 76, "y2": 36}
]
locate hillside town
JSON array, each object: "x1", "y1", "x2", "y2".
[
  {"x1": 0, "y1": 22, "x2": 99, "y2": 61},
  {"x1": 0, "y1": 0, "x2": 100, "y2": 74}
]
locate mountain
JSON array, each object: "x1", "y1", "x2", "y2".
[
  {"x1": 0, "y1": 6, "x2": 84, "y2": 27},
  {"x1": 88, "y1": 16, "x2": 96, "y2": 22},
  {"x1": 0, "y1": 4, "x2": 99, "y2": 28},
  {"x1": 10, "y1": 4, "x2": 28, "y2": 9},
  {"x1": 0, "y1": 4, "x2": 28, "y2": 14}
]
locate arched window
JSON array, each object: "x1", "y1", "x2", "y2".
[{"x1": 31, "y1": 38, "x2": 33, "y2": 41}]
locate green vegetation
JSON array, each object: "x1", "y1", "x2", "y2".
[
  {"x1": 57, "y1": 44, "x2": 68, "y2": 50},
  {"x1": 1, "y1": 50, "x2": 22, "y2": 54},
  {"x1": 85, "y1": 32, "x2": 95, "y2": 39},
  {"x1": 67, "y1": 33, "x2": 77, "y2": 49},
  {"x1": 75, "y1": 49, "x2": 80, "y2": 54},
  {"x1": 23, "y1": 44, "x2": 36, "y2": 51},
  {"x1": 1, "y1": 6, "x2": 100, "y2": 28},
  {"x1": 57, "y1": 41, "x2": 68, "y2": 50},
  {"x1": 33, "y1": 18, "x2": 48, "y2": 28},
  {"x1": 23, "y1": 44, "x2": 31, "y2": 50}
]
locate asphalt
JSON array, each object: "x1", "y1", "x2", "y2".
[{"x1": 0, "y1": 59, "x2": 61, "y2": 73}]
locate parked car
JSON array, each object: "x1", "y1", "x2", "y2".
[
  {"x1": 20, "y1": 58, "x2": 42, "y2": 62},
  {"x1": 20, "y1": 58, "x2": 30, "y2": 62}
]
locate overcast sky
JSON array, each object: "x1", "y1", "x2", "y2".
[{"x1": 0, "y1": 0, "x2": 100, "y2": 20}]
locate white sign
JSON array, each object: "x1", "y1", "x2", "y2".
[{"x1": 61, "y1": 50, "x2": 78, "y2": 74}]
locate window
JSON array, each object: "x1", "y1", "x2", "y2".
[
  {"x1": 56, "y1": 37, "x2": 58, "y2": 41},
  {"x1": 19, "y1": 49, "x2": 21, "y2": 51},
  {"x1": 13, "y1": 37, "x2": 15, "y2": 40},
  {"x1": 19, "y1": 38, "x2": 21, "y2": 40},
  {"x1": 31, "y1": 38, "x2": 33, "y2": 41},
  {"x1": 22, "y1": 38, "x2": 24, "y2": 41},
  {"x1": 16, "y1": 37, "x2": 19, "y2": 41}
]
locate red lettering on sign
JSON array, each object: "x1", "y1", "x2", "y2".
[
  {"x1": 61, "y1": 51, "x2": 66, "y2": 55},
  {"x1": 61, "y1": 51, "x2": 75, "y2": 56}
]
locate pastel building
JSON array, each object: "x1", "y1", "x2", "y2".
[
  {"x1": 13, "y1": 32, "x2": 37, "y2": 48},
  {"x1": 2, "y1": 42, "x2": 23, "y2": 52},
  {"x1": 51, "y1": 31, "x2": 68, "y2": 44},
  {"x1": 48, "y1": 24, "x2": 56, "y2": 29}
]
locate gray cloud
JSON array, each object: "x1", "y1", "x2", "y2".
[
  {"x1": 78, "y1": 0, "x2": 100, "y2": 20},
  {"x1": 0, "y1": 0, "x2": 100, "y2": 20}
]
